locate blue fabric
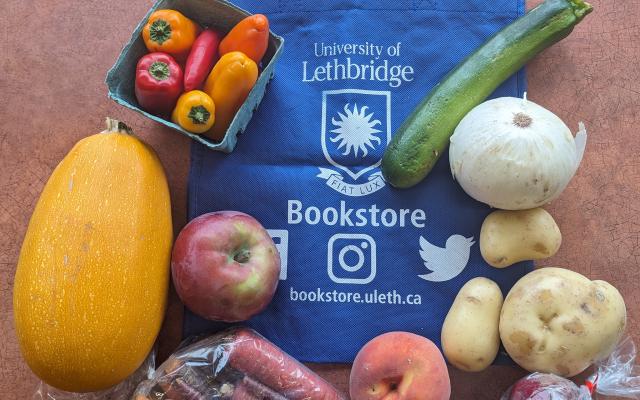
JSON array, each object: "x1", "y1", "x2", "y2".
[{"x1": 186, "y1": 0, "x2": 529, "y2": 363}]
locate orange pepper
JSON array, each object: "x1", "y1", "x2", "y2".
[
  {"x1": 219, "y1": 14, "x2": 269, "y2": 63},
  {"x1": 203, "y1": 52, "x2": 258, "y2": 141},
  {"x1": 143, "y1": 10, "x2": 199, "y2": 63},
  {"x1": 171, "y1": 90, "x2": 215, "y2": 134}
]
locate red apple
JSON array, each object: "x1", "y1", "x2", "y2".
[
  {"x1": 171, "y1": 211, "x2": 280, "y2": 322},
  {"x1": 350, "y1": 332, "x2": 450, "y2": 400},
  {"x1": 504, "y1": 373, "x2": 582, "y2": 400}
]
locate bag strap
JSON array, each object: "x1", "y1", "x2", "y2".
[
  {"x1": 227, "y1": 0, "x2": 520, "y2": 16},
  {"x1": 245, "y1": 0, "x2": 424, "y2": 14}
]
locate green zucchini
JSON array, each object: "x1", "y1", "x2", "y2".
[{"x1": 381, "y1": 0, "x2": 592, "y2": 188}]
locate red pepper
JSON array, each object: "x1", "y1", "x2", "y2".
[
  {"x1": 135, "y1": 52, "x2": 183, "y2": 116},
  {"x1": 184, "y1": 29, "x2": 222, "y2": 92}
]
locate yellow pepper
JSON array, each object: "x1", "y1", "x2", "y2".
[
  {"x1": 203, "y1": 51, "x2": 258, "y2": 141},
  {"x1": 143, "y1": 10, "x2": 199, "y2": 63},
  {"x1": 172, "y1": 90, "x2": 215, "y2": 134}
]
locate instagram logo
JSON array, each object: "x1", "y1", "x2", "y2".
[{"x1": 327, "y1": 233, "x2": 377, "y2": 284}]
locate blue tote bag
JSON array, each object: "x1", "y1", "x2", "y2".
[{"x1": 186, "y1": 0, "x2": 530, "y2": 363}]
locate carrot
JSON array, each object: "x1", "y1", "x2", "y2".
[
  {"x1": 232, "y1": 375, "x2": 288, "y2": 400},
  {"x1": 228, "y1": 328, "x2": 346, "y2": 400},
  {"x1": 159, "y1": 377, "x2": 207, "y2": 400}
]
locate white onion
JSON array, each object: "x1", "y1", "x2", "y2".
[{"x1": 449, "y1": 96, "x2": 587, "y2": 210}]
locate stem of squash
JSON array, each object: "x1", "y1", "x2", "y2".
[{"x1": 104, "y1": 117, "x2": 134, "y2": 135}]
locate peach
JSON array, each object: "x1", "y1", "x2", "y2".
[{"x1": 349, "y1": 332, "x2": 450, "y2": 400}]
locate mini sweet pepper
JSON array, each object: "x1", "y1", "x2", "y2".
[
  {"x1": 203, "y1": 51, "x2": 258, "y2": 141},
  {"x1": 184, "y1": 29, "x2": 222, "y2": 92},
  {"x1": 172, "y1": 90, "x2": 215, "y2": 134},
  {"x1": 219, "y1": 14, "x2": 269, "y2": 63},
  {"x1": 135, "y1": 52, "x2": 183, "y2": 116},
  {"x1": 143, "y1": 9, "x2": 199, "y2": 63}
]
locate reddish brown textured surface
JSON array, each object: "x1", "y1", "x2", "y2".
[{"x1": 1, "y1": 0, "x2": 638, "y2": 398}]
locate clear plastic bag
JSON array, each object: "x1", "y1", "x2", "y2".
[
  {"x1": 32, "y1": 351, "x2": 155, "y2": 400},
  {"x1": 132, "y1": 327, "x2": 347, "y2": 400},
  {"x1": 502, "y1": 336, "x2": 640, "y2": 399}
]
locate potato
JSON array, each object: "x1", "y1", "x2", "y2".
[
  {"x1": 441, "y1": 277, "x2": 503, "y2": 372},
  {"x1": 480, "y1": 208, "x2": 561, "y2": 268},
  {"x1": 500, "y1": 267, "x2": 626, "y2": 377}
]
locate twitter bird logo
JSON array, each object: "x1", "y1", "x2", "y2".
[{"x1": 418, "y1": 235, "x2": 475, "y2": 282}]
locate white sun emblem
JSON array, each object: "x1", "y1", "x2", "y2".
[{"x1": 330, "y1": 103, "x2": 382, "y2": 158}]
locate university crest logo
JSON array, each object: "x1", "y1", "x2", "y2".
[{"x1": 317, "y1": 89, "x2": 391, "y2": 197}]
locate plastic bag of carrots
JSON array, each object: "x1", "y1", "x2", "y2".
[{"x1": 132, "y1": 328, "x2": 346, "y2": 400}]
